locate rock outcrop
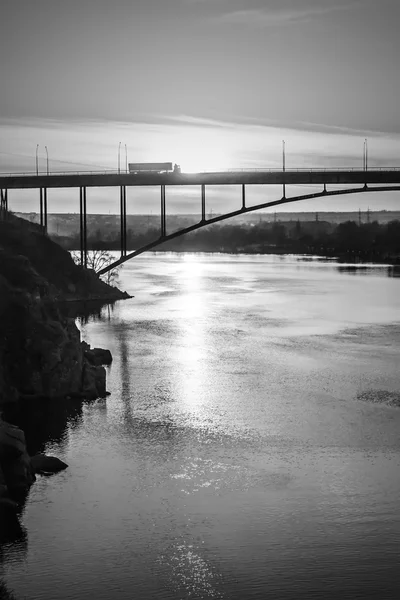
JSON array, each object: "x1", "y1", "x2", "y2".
[
  {"x1": 84, "y1": 344, "x2": 113, "y2": 366},
  {"x1": 0, "y1": 213, "x2": 126, "y2": 407},
  {"x1": 0, "y1": 420, "x2": 71, "y2": 530},
  {"x1": 30, "y1": 454, "x2": 68, "y2": 475},
  {"x1": 0, "y1": 211, "x2": 127, "y2": 530},
  {"x1": 0, "y1": 418, "x2": 36, "y2": 503},
  {"x1": 81, "y1": 360, "x2": 107, "y2": 400}
]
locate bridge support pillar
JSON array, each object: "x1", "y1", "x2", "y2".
[
  {"x1": 43, "y1": 188, "x2": 48, "y2": 233},
  {"x1": 39, "y1": 188, "x2": 48, "y2": 233},
  {"x1": 242, "y1": 184, "x2": 246, "y2": 210},
  {"x1": 0, "y1": 189, "x2": 8, "y2": 220},
  {"x1": 39, "y1": 188, "x2": 43, "y2": 229},
  {"x1": 160, "y1": 185, "x2": 166, "y2": 237},
  {"x1": 120, "y1": 185, "x2": 127, "y2": 256},
  {"x1": 201, "y1": 184, "x2": 206, "y2": 222},
  {"x1": 79, "y1": 186, "x2": 87, "y2": 268},
  {"x1": 282, "y1": 140, "x2": 286, "y2": 199}
]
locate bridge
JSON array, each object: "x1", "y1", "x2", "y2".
[{"x1": 1, "y1": 168, "x2": 399, "y2": 274}]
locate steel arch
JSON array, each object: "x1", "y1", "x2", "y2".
[{"x1": 98, "y1": 185, "x2": 400, "y2": 275}]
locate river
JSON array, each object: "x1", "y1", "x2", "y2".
[{"x1": 1, "y1": 254, "x2": 400, "y2": 600}]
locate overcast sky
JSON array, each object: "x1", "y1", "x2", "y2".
[{"x1": 1, "y1": 0, "x2": 400, "y2": 213}]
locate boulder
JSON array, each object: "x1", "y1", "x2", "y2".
[
  {"x1": 2, "y1": 450, "x2": 36, "y2": 496},
  {"x1": 0, "y1": 417, "x2": 35, "y2": 498},
  {"x1": 30, "y1": 454, "x2": 68, "y2": 474},
  {"x1": 84, "y1": 347, "x2": 112, "y2": 366},
  {"x1": 0, "y1": 421, "x2": 26, "y2": 459},
  {"x1": 82, "y1": 363, "x2": 107, "y2": 399}
]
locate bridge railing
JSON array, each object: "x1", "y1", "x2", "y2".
[
  {"x1": 1, "y1": 167, "x2": 400, "y2": 177},
  {"x1": 226, "y1": 167, "x2": 400, "y2": 172},
  {"x1": 0, "y1": 169, "x2": 121, "y2": 177}
]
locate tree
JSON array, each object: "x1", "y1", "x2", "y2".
[{"x1": 71, "y1": 250, "x2": 122, "y2": 286}]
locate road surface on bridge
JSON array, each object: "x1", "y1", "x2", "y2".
[{"x1": 1, "y1": 169, "x2": 400, "y2": 189}]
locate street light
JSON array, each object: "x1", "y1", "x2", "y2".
[
  {"x1": 118, "y1": 142, "x2": 121, "y2": 174},
  {"x1": 125, "y1": 144, "x2": 128, "y2": 173},
  {"x1": 282, "y1": 140, "x2": 286, "y2": 172},
  {"x1": 364, "y1": 138, "x2": 368, "y2": 171},
  {"x1": 36, "y1": 144, "x2": 39, "y2": 175},
  {"x1": 282, "y1": 140, "x2": 286, "y2": 199},
  {"x1": 45, "y1": 146, "x2": 49, "y2": 175}
]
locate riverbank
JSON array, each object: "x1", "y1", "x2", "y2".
[
  {"x1": 0, "y1": 212, "x2": 131, "y2": 528},
  {"x1": 0, "y1": 212, "x2": 130, "y2": 404}
]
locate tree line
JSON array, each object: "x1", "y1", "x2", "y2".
[{"x1": 53, "y1": 219, "x2": 400, "y2": 263}]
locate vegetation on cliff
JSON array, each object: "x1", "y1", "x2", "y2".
[{"x1": 0, "y1": 213, "x2": 129, "y2": 302}]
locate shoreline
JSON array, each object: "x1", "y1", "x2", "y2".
[{"x1": 100, "y1": 247, "x2": 400, "y2": 267}]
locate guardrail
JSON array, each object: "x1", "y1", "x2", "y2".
[
  {"x1": 226, "y1": 167, "x2": 400, "y2": 173},
  {"x1": 0, "y1": 169, "x2": 122, "y2": 177},
  {"x1": 1, "y1": 167, "x2": 400, "y2": 177}
]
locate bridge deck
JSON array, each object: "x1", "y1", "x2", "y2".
[{"x1": 1, "y1": 170, "x2": 400, "y2": 189}]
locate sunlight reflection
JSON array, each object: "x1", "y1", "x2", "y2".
[
  {"x1": 174, "y1": 256, "x2": 210, "y2": 408},
  {"x1": 158, "y1": 540, "x2": 223, "y2": 598}
]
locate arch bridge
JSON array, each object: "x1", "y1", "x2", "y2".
[{"x1": 0, "y1": 168, "x2": 399, "y2": 274}]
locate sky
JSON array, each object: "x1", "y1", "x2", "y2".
[{"x1": 1, "y1": 0, "x2": 400, "y2": 214}]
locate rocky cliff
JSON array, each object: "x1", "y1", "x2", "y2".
[
  {"x1": 0, "y1": 213, "x2": 130, "y2": 520},
  {"x1": 0, "y1": 213, "x2": 128, "y2": 408}
]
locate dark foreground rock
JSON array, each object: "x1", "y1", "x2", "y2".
[
  {"x1": 82, "y1": 362, "x2": 107, "y2": 400},
  {"x1": 30, "y1": 454, "x2": 68, "y2": 475},
  {"x1": 0, "y1": 212, "x2": 127, "y2": 408},
  {"x1": 0, "y1": 212, "x2": 123, "y2": 533},
  {"x1": 0, "y1": 418, "x2": 36, "y2": 503},
  {"x1": 0, "y1": 418, "x2": 68, "y2": 535},
  {"x1": 84, "y1": 347, "x2": 113, "y2": 366}
]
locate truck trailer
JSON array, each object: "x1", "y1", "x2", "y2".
[{"x1": 128, "y1": 162, "x2": 181, "y2": 174}]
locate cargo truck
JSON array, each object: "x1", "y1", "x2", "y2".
[{"x1": 128, "y1": 162, "x2": 181, "y2": 174}]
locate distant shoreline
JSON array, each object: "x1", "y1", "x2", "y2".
[{"x1": 147, "y1": 249, "x2": 400, "y2": 266}]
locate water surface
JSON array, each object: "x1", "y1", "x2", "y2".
[{"x1": 2, "y1": 254, "x2": 400, "y2": 600}]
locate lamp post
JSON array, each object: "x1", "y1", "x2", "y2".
[
  {"x1": 118, "y1": 142, "x2": 121, "y2": 174},
  {"x1": 125, "y1": 144, "x2": 128, "y2": 173},
  {"x1": 45, "y1": 146, "x2": 49, "y2": 175},
  {"x1": 364, "y1": 138, "x2": 368, "y2": 171},
  {"x1": 282, "y1": 140, "x2": 286, "y2": 199},
  {"x1": 282, "y1": 140, "x2": 286, "y2": 172},
  {"x1": 36, "y1": 144, "x2": 39, "y2": 175}
]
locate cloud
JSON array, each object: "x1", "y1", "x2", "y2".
[
  {"x1": 219, "y1": 1, "x2": 367, "y2": 27},
  {"x1": 158, "y1": 112, "x2": 399, "y2": 140},
  {"x1": 162, "y1": 114, "x2": 235, "y2": 129}
]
